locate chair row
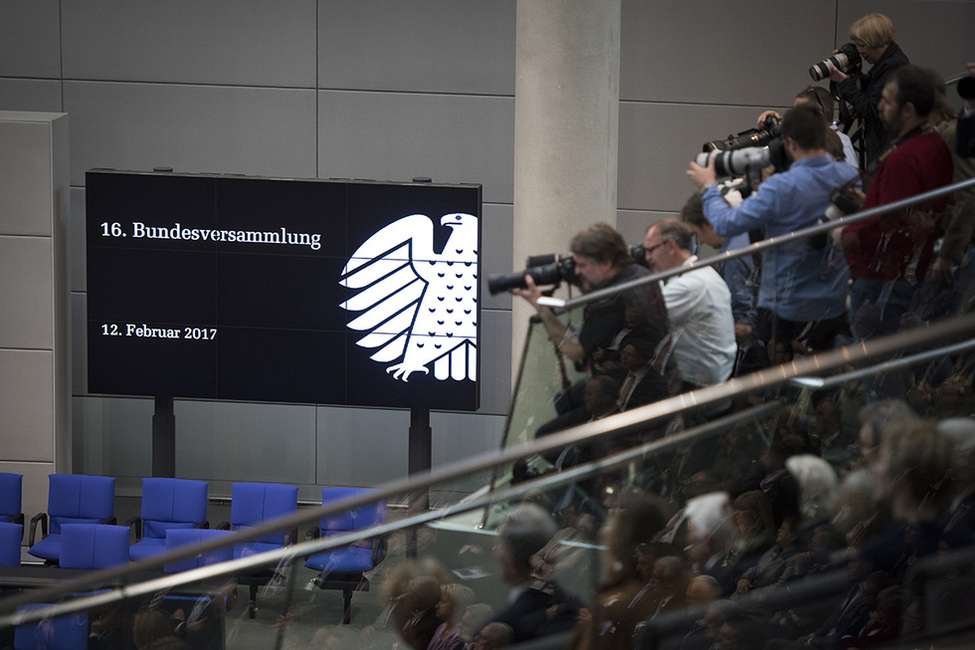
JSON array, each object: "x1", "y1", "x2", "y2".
[{"x1": 0, "y1": 474, "x2": 387, "y2": 621}]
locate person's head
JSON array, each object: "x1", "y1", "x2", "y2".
[
  {"x1": 685, "y1": 574, "x2": 720, "y2": 608},
  {"x1": 472, "y1": 622, "x2": 511, "y2": 650},
  {"x1": 876, "y1": 418, "x2": 955, "y2": 520},
  {"x1": 619, "y1": 337, "x2": 653, "y2": 373},
  {"x1": 679, "y1": 192, "x2": 724, "y2": 249},
  {"x1": 132, "y1": 610, "x2": 176, "y2": 650},
  {"x1": 785, "y1": 454, "x2": 838, "y2": 522},
  {"x1": 436, "y1": 582, "x2": 476, "y2": 624},
  {"x1": 849, "y1": 13, "x2": 895, "y2": 64},
  {"x1": 644, "y1": 219, "x2": 693, "y2": 272},
  {"x1": 569, "y1": 223, "x2": 632, "y2": 288},
  {"x1": 405, "y1": 575, "x2": 442, "y2": 612},
  {"x1": 731, "y1": 490, "x2": 775, "y2": 539},
  {"x1": 794, "y1": 86, "x2": 835, "y2": 125},
  {"x1": 494, "y1": 503, "x2": 558, "y2": 586},
  {"x1": 650, "y1": 555, "x2": 686, "y2": 597},
  {"x1": 858, "y1": 399, "x2": 916, "y2": 473},
  {"x1": 879, "y1": 65, "x2": 938, "y2": 137},
  {"x1": 459, "y1": 603, "x2": 494, "y2": 643},
  {"x1": 583, "y1": 375, "x2": 620, "y2": 416},
  {"x1": 775, "y1": 516, "x2": 800, "y2": 550},
  {"x1": 781, "y1": 104, "x2": 828, "y2": 157}
]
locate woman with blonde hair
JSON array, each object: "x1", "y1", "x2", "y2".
[{"x1": 427, "y1": 582, "x2": 476, "y2": 650}]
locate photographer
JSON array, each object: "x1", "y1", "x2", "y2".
[
  {"x1": 958, "y1": 62, "x2": 975, "y2": 158},
  {"x1": 758, "y1": 86, "x2": 858, "y2": 168},
  {"x1": 686, "y1": 105, "x2": 860, "y2": 359},
  {"x1": 512, "y1": 223, "x2": 668, "y2": 372},
  {"x1": 829, "y1": 13, "x2": 910, "y2": 169}
]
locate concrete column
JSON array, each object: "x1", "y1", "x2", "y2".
[{"x1": 512, "y1": 0, "x2": 622, "y2": 383}]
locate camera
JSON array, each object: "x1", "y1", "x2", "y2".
[
  {"x1": 703, "y1": 116, "x2": 781, "y2": 152},
  {"x1": 809, "y1": 180, "x2": 863, "y2": 249},
  {"x1": 959, "y1": 76, "x2": 975, "y2": 101},
  {"x1": 809, "y1": 43, "x2": 861, "y2": 82},
  {"x1": 695, "y1": 140, "x2": 789, "y2": 180},
  {"x1": 487, "y1": 253, "x2": 577, "y2": 295}
]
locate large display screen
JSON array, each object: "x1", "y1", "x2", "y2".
[{"x1": 86, "y1": 170, "x2": 482, "y2": 410}]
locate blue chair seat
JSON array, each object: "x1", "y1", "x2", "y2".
[
  {"x1": 59, "y1": 524, "x2": 130, "y2": 570},
  {"x1": 14, "y1": 604, "x2": 87, "y2": 650},
  {"x1": 128, "y1": 478, "x2": 208, "y2": 562},
  {"x1": 304, "y1": 545, "x2": 375, "y2": 573}
]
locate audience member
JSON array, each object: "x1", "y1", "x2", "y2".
[
  {"x1": 428, "y1": 583, "x2": 476, "y2": 650},
  {"x1": 488, "y1": 503, "x2": 584, "y2": 644},
  {"x1": 400, "y1": 575, "x2": 444, "y2": 650}
]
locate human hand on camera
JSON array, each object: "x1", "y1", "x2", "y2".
[
  {"x1": 511, "y1": 274, "x2": 542, "y2": 310},
  {"x1": 757, "y1": 110, "x2": 782, "y2": 129},
  {"x1": 687, "y1": 157, "x2": 717, "y2": 189}
]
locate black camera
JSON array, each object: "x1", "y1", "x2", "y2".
[
  {"x1": 487, "y1": 253, "x2": 577, "y2": 295},
  {"x1": 696, "y1": 139, "x2": 790, "y2": 180},
  {"x1": 703, "y1": 116, "x2": 782, "y2": 153},
  {"x1": 809, "y1": 179, "x2": 863, "y2": 249},
  {"x1": 809, "y1": 43, "x2": 861, "y2": 82},
  {"x1": 959, "y1": 76, "x2": 975, "y2": 101}
]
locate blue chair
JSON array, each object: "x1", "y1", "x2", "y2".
[
  {"x1": 59, "y1": 524, "x2": 131, "y2": 570},
  {"x1": 128, "y1": 477, "x2": 209, "y2": 561},
  {"x1": 163, "y1": 527, "x2": 234, "y2": 573},
  {"x1": 28, "y1": 474, "x2": 116, "y2": 564},
  {"x1": 13, "y1": 604, "x2": 87, "y2": 650},
  {"x1": 304, "y1": 487, "x2": 386, "y2": 623},
  {"x1": 0, "y1": 522, "x2": 23, "y2": 566},
  {"x1": 220, "y1": 482, "x2": 298, "y2": 618},
  {"x1": 0, "y1": 472, "x2": 24, "y2": 526}
]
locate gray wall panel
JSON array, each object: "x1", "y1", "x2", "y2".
[
  {"x1": 0, "y1": 461, "x2": 54, "y2": 533},
  {"x1": 0, "y1": 121, "x2": 57, "y2": 236},
  {"x1": 316, "y1": 406, "x2": 410, "y2": 486},
  {"x1": 0, "y1": 237, "x2": 54, "y2": 348},
  {"x1": 0, "y1": 1, "x2": 60, "y2": 78},
  {"x1": 72, "y1": 396, "x2": 153, "y2": 477},
  {"x1": 617, "y1": 209, "x2": 676, "y2": 247},
  {"x1": 71, "y1": 292, "x2": 88, "y2": 397},
  {"x1": 64, "y1": 82, "x2": 318, "y2": 186},
  {"x1": 0, "y1": 350, "x2": 54, "y2": 462},
  {"x1": 0, "y1": 79, "x2": 62, "y2": 113},
  {"x1": 480, "y1": 203, "x2": 514, "y2": 312},
  {"x1": 318, "y1": 91, "x2": 514, "y2": 205},
  {"x1": 474, "y1": 309, "x2": 513, "y2": 416},
  {"x1": 174, "y1": 400, "x2": 318, "y2": 485},
  {"x1": 619, "y1": 102, "x2": 788, "y2": 212},
  {"x1": 61, "y1": 1, "x2": 317, "y2": 87},
  {"x1": 621, "y1": 0, "x2": 836, "y2": 105},
  {"x1": 318, "y1": 0, "x2": 515, "y2": 95}
]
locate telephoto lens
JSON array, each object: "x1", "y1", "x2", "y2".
[{"x1": 809, "y1": 43, "x2": 861, "y2": 81}]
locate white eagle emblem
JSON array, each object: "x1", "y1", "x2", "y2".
[{"x1": 339, "y1": 213, "x2": 478, "y2": 382}]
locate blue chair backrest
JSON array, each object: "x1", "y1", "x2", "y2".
[
  {"x1": 59, "y1": 523, "x2": 130, "y2": 570},
  {"x1": 47, "y1": 474, "x2": 115, "y2": 535},
  {"x1": 230, "y1": 482, "x2": 298, "y2": 545},
  {"x1": 0, "y1": 522, "x2": 23, "y2": 566},
  {"x1": 0, "y1": 472, "x2": 22, "y2": 520},
  {"x1": 141, "y1": 477, "x2": 208, "y2": 539},
  {"x1": 164, "y1": 528, "x2": 235, "y2": 573},
  {"x1": 320, "y1": 487, "x2": 386, "y2": 537}
]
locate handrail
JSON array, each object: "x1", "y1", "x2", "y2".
[
  {"x1": 3, "y1": 312, "x2": 974, "y2": 625},
  {"x1": 538, "y1": 176, "x2": 975, "y2": 311},
  {"x1": 791, "y1": 337, "x2": 975, "y2": 390}
]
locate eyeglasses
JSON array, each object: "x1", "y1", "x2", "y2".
[{"x1": 644, "y1": 241, "x2": 666, "y2": 256}]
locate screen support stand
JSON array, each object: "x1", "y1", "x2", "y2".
[
  {"x1": 406, "y1": 406, "x2": 431, "y2": 558},
  {"x1": 152, "y1": 396, "x2": 176, "y2": 478}
]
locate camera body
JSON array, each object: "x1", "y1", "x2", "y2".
[
  {"x1": 809, "y1": 43, "x2": 861, "y2": 82},
  {"x1": 487, "y1": 254, "x2": 577, "y2": 295},
  {"x1": 822, "y1": 183, "x2": 864, "y2": 222},
  {"x1": 703, "y1": 116, "x2": 781, "y2": 153}
]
